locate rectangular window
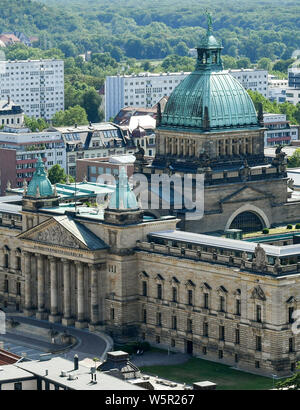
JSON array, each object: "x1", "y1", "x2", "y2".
[
  {"x1": 172, "y1": 287, "x2": 177, "y2": 302},
  {"x1": 236, "y1": 299, "x2": 241, "y2": 316},
  {"x1": 4, "y1": 279, "x2": 8, "y2": 293},
  {"x1": 14, "y1": 382, "x2": 22, "y2": 390},
  {"x1": 156, "y1": 312, "x2": 162, "y2": 327},
  {"x1": 16, "y1": 282, "x2": 21, "y2": 296},
  {"x1": 256, "y1": 305, "x2": 262, "y2": 323},
  {"x1": 143, "y1": 309, "x2": 147, "y2": 324},
  {"x1": 204, "y1": 293, "x2": 209, "y2": 309},
  {"x1": 202, "y1": 346, "x2": 207, "y2": 355},
  {"x1": 172, "y1": 315, "x2": 177, "y2": 330},
  {"x1": 157, "y1": 283, "x2": 162, "y2": 299},
  {"x1": 235, "y1": 328, "x2": 240, "y2": 344},
  {"x1": 142, "y1": 281, "x2": 147, "y2": 297},
  {"x1": 220, "y1": 296, "x2": 225, "y2": 312},
  {"x1": 256, "y1": 336, "x2": 262, "y2": 351},
  {"x1": 110, "y1": 308, "x2": 115, "y2": 321},
  {"x1": 4, "y1": 254, "x2": 9, "y2": 268},
  {"x1": 218, "y1": 350, "x2": 223, "y2": 359},
  {"x1": 289, "y1": 307, "x2": 294, "y2": 324},
  {"x1": 255, "y1": 361, "x2": 260, "y2": 368},
  {"x1": 289, "y1": 337, "x2": 294, "y2": 352},
  {"x1": 219, "y1": 326, "x2": 225, "y2": 341},
  {"x1": 188, "y1": 289, "x2": 193, "y2": 305}
]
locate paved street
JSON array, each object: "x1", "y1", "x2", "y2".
[{"x1": 3, "y1": 315, "x2": 111, "y2": 362}]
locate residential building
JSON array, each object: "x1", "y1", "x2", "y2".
[
  {"x1": 0, "y1": 98, "x2": 24, "y2": 127},
  {"x1": 0, "y1": 126, "x2": 66, "y2": 190},
  {"x1": 288, "y1": 67, "x2": 300, "y2": 89},
  {"x1": 76, "y1": 155, "x2": 135, "y2": 183},
  {"x1": 263, "y1": 113, "x2": 298, "y2": 146},
  {"x1": 268, "y1": 75, "x2": 288, "y2": 103},
  {"x1": 51, "y1": 123, "x2": 131, "y2": 179},
  {"x1": 105, "y1": 72, "x2": 188, "y2": 121},
  {"x1": 120, "y1": 115, "x2": 156, "y2": 157},
  {"x1": 0, "y1": 59, "x2": 64, "y2": 120},
  {"x1": 285, "y1": 88, "x2": 300, "y2": 105},
  {"x1": 228, "y1": 69, "x2": 269, "y2": 98}
]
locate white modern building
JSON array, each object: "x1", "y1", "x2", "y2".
[
  {"x1": 263, "y1": 113, "x2": 298, "y2": 146},
  {"x1": 285, "y1": 88, "x2": 300, "y2": 105},
  {"x1": 0, "y1": 59, "x2": 64, "y2": 120},
  {"x1": 105, "y1": 69, "x2": 269, "y2": 121},
  {"x1": 227, "y1": 69, "x2": 269, "y2": 98},
  {"x1": 105, "y1": 72, "x2": 188, "y2": 121}
]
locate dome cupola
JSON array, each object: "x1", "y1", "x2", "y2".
[
  {"x1": 26, "y1": 155, "x2": 54, "y2": 198},
  {"x1": 160, "y1": 13, "x2": 258, "y2": 131}
]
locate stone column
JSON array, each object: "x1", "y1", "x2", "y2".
[
  {"x1": 49, "y1": 256, "x2": 60, "y2": 323},
  {"x1": 36, "y1": 254, "x2": 47, "y2": 320},
  {"x1": 89, "y1": 264, "x2": 99, "y2": 329},
  {"x1": 75, "y1": 261, "x2": 86, "y2": 328},
  {"x1": 62, "y1": 259, "x2": 74, "y2": 326},
  {"x1": 24, "y1": 251, "x2": 32, "y2": 316},
  {"x1": 228, "y1": 139, "x2": 233, "y2": 156}
]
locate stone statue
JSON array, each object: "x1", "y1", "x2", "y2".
[
  {"x1": 6, "y1": 180, "x2": 11, "y2": 190},
  {"x1": 239, "y1": 158, "x2": 251, "y2": 181},
  {"x1": 253, "y1": 243, "x2": 267, "y2": 271},
  {"x1": 135, "y1": 141, "x2": 145, "y2": 162},
  {"x1": 272, "y1": 145, "x2": 287, "y2": 173}
]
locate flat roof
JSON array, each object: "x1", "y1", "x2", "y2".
[
  {"x1": 16, "y1": 357, "x2": 144, "y2": 390},
  {"x1": 149, "y1": 230, "x2": 300, "y2": 257},
  {"x1": 0, "y1": 364, "x2": 33, "y2": 382}
]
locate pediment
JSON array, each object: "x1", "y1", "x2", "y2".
[
  {"x1": 18, "y1": 215, "x2": 108, "y2": 251},
  {"x1": 220, "y1": 185, "x2": 273, "y2": 204},
  {"x1": 19, "y1": 219, "x2": 85, "y2": 250}
]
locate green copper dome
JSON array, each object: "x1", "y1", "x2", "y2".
[
  {"x1": 27, "y1": 155, "x2": 54, "y2": 197},
  {"x1": 108, "y1": 167, "x2": 138, "y2": 210},
  {"x1": 160, "y1": 17, "x2": 258, "y2": 131}
]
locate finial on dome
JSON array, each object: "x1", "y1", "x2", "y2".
[{"x1": 205, "y1": 10, "x2": 213, "y2": 34}]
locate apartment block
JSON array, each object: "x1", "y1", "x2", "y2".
[{"x1": 0, "y1": 59, "x2": 64, "y2": 120}]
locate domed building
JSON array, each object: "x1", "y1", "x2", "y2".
[{"x1": 136, "y1": 18, "x2": 297, "y2": 234}]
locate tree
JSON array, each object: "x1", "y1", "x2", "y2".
[
  {"x1": 273, "y1": 58, "x2": 295, "y2": 73},
  {"x1": 236, "y1": 57, "x2": 251, "y2": 69},
  {"x1": 52, "y1": 105, "x2": 88, "y2": 127},
  {"x1": 257, "y1": 57, "x2": 272, "y2": 71},
  {"x1": 48, "y1": 164, "x2": 67, "y2": 184},
  {"x1": 276, "y1": 362, "x2": 300, "y2": 389},
  {"x1": 81, "y1": 89, "x2": 103, "y2": 123},
  {"x1": 287, "y1": 149, "x2": 300, "y2": 168},
  {"x1": 24, "y1": 116, "x2": 49, "y2": 132}
]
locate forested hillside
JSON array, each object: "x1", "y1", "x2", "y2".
[{"x1": 0, "y1": 0, "x2": 299, "y2": 62}]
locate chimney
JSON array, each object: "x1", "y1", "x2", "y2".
[{"x1": 74, "y1": 354, "x2": 79, "y2": 370}]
